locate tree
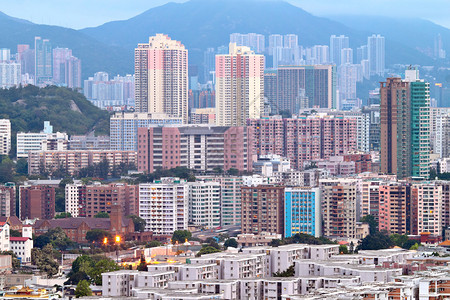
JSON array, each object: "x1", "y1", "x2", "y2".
[
  {"x1": 227, "y1": 168, "x2": 239, "y2": 176},
  {"x1": 66, "y1": 255, "x2": 119, "y2": 286},
  {"x1": 34, "y1": 227, "x2": 74, "y2": 250},
  {"x1": 85, "y1": 229, "x2": 111, "y2": 244},
  {"x1": 213, "y1": 167, "x2": 223, "y2": 174},
  {"x1": 75, "y1": 280, "x2": 92, "y2": 298},
  {"x1": 204, "y1": 237, "x2": 221, "y2": 250},
  {"x1": 339, "y1": 245, "x2": 349, "y2": 254},
  {"x1": 270, "y1": 239, "x2": 282, "y2": 247},
  {"x1": 273, "y1": 264, "x2": 295, "y2": 277},
  {"x1": 94, "y1": 212, "x2": 110, "y2": 218},
  {"x1": 360, "y1": 215, "x2": 378, "y2": 235},
  {"x1": 358, "y1": 231, "x2": 393, "y2": 250},
  {"x1": 88, "y1": 258, "x2": 120, "y2": 285},
  {"x1": 66, "y1": 255, "x2": 94, "y2": 285},
  {"x1": 55, "y1": 212, "x2": 72, "y2": 219},
  {"x1": 0, "y1": 157, "x2": 14, "y2": 183},
  {"x1": 127, "y1": 215, "x2": 146, "y2": 232},
  {"x1": 224, "y1": 238, "x2": 238, "y2": 249},
  {"x1": 31, "y1": 244, "x2": 60, "y2": 277},
  {"x1": 403, "y1": 240, "x2": 420, "y2": 250},
  {"x1": 147, "y1": 240, "x2": 162, "y2": 248},
  {"x1": 390, "y1": 234, "x2": 409, "y2": 248},
  {"x1": 410, "y1": 243, "x2": 419, "y2": 250},
  {"x1": 16, "y1": 158, "x2": 28, "y2": 175},
  {"x1": 10, "y1": 229, "x2": 21, "y2": 237},
  {"x1": 172, "y1": 230, "x2": 192, "y2": 244},
  {"x1": 196, "y1": 246, "x2": 221, "y2": 257}
]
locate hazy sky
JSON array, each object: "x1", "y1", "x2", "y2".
[{"x1": 0, "y1": 0, "x2": 449, "y2": 29}]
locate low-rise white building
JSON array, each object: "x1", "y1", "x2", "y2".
[
  {"x1": 10, "y1": 237, "x2": 32, "y2": 263},
  {"x1": 0, "y1": 222, "x2": 9, "y2": 251},
  {"x1": 17, "y1": 121, "x2": 68, "y2": 158},
  {"x1": 102, "y1": 270, "x2": 176, "y2": 297}
]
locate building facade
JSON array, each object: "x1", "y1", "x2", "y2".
[
  {"x1": 28, "y1": 150, "x2": 137, "y2": 176},
  {"x1": 110, "y1": 112, "x2": 182, "y2": 151},
  {"x1": 241, "y1": 185, "x2": 285, "y2": 236},
  {"x1": 277, "y1": 65, "x2": 337, "y2": 112},
  {"x1": 284, "y1": 187, "x2": 321, "y2": 238},
  {"x1": 19, "y1": 185, "x2": 55, "y2": 220},
  {"x1": 137, "y1": 125, "x2": 252, "y2": 173},
  {"x1": 139, "y1": 178, "x2": 188, "y2": 235},
  {"x1": 378, "y1": 183, "x2": 411, "y2": 235},
  {"x1": 380, "y1": 69, "x2": 430, "y2": 179},
  {"x1": 78, "y1": 183, "x2": 139, "y2": 218},
  {"x1": 135, "y1": 34, "x2": 188, "y2": 123},
  {"x1": 16, "y1": 121, "x2": 68, "y2": 158},
  {"x1": 411, "y1": 182, "x2": 442, "y2": 236},
  {"x1": 248, "y1": 115, "x2": 357, "y2": 170},
  {"x1": 215, "y1": 43, "x2": 264, "y2": 126},
  {"x1": 320, "y1": 179, "x2": 358, "y2": 239},
  {"x1": 188, "y1": 181, "x2": 221, "y2": 229}
]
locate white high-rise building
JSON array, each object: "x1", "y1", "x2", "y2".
[
  {"x1": 411, "y1": 183, "x2": 442, "y2": 236},
  {"x1": 65, "y1": 183, "x2": 83, "y2": 217},
  {"x1": 368, "y1": 34, "x2": 385, "y2": 76},
  {"x1": 268, "y1": 34, "x2": 283, "y2": 56},
  {"x1": 340, "y1": 48, "x2": 353, "y2": 65},
  {"x1": 0, "y1": 119, "x2": 11, "y2": 156},
  {"x1": 338, "y1": 64, "x2": 358, "y2": 103},
  {"x1": 188, "y1": 181, "x2": 221, "y2": 229},
  {"x1": 312, "y1": 45, "x2": 329, "y2": 64},
  {"x1": 216, "y1": 43, "x2": 264, "y2": 126},
  {"x1": 230, "y1": 33, "x2": 265, "y2": 53},
  {"x1": 284, "y1": 34, "x2": 298, "y2": 48},
  {"x1": 135, "y1": 34, "x2": 188, "y2": 123},
  {"x1": 0, "y1": 62, "x2": 21, "y2": 88},
  {"x1": 0, "y1": 48, "x2": 11, "y2": 62},
  {"x1": 431, "y1": 107, "x2": 450, "y2": 158},
  {"x1": 330, "y1": 35, "x2": 349, "y2": 66},
  {"x1": 139, "y1": 178, "x2": 188, "y2": 235},
  {"x1": 197, "y1": 176, "x2": 244, "y2": 226}
]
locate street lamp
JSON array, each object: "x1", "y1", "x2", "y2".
[{"x1": 115, "y1": 235, "x2": 121, "y2": 263}]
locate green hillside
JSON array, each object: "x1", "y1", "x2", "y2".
[{"x1": 0, "y1": 85, "x2": 110, "y2": 155}]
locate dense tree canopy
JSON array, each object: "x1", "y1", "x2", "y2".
[
  {"x1": 34, "y1": 227, "x2": 74, "y2": 250},
  {"x1": 94, "y1": 212, "x2": 110, "y2": 218},
  {"x1": 66, "y1": 255, "x2": 120, "y2": 285},
  {"x1": 172, "y1": 230, "x2": 192, "y2": 244},
  {"x1": 31, "y1": 244, "x2": 60, "y2": 277},
  {"x1": 128, "y1": 215, "x2": 146, "y2": 232},
  {"x1": 75, "y1": 280, "x2": 92, "y2": 298}
]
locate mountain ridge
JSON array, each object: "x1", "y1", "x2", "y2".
[{"x1": 0, "y1": 0, "x2": 448, "y2": 79}]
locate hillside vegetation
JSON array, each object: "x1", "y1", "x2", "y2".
[{"x1": 0, "y1": 85, "x2": 110, "y2": 154}]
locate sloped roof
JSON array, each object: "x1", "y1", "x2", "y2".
[
  {"x1": 10, "y1": 237, "x2": 31, "y2": 242},
  {"x1": 439, "y1": 240, "x2": 450, "y2": 247},
  {"x1": 33, "y1": 217, "x2": 132, "y2": 230}
]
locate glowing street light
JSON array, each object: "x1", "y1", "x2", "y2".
[
  {"x1": 115, "y1": 235, "x2": 121, "y2": 263},
  {"x1": 115, "y1": 235, "x2": 121, "y2": 244}
]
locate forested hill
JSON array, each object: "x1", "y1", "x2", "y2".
[{"x1": 0, "y1": 85, "x2": 110, "y2": 140}]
